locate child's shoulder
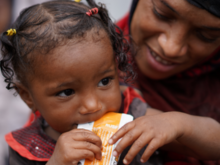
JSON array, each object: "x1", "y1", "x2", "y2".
[
  {"x1": 5, "y1": 117, "x2": 55, "y2": 163},
  {"x1": 120, "y1": 85, "x2": 150, "y2": 119},
  {"x1": 120, "y1": 85, "x2": 143, "y2": 97},
  {"x1": 9, "y1": 147, "x2": 46, "y2": 165}
]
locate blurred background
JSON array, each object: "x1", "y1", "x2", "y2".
[{"x1": 0, "y1": 0, "x2": 132, "y2": 164}]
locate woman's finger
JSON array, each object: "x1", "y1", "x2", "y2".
[
  {"x1": 108, "y1": 121, "x2": 135, "y2": 145},
  {"x1": 112, "y1": 127, "x2": 142, "y2": 158},
  {"x1": 140, "y1": 139, "x2": 162, "y2": 163},
  {"x1": 122, "y1": 133, "x2": 152, "y2": 164}
]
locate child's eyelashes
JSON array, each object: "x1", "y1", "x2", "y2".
[
  {"x1": 98, "y1": 77, "x2": 113, "y2": 87},
  {"x1": 56, "y1": 89, "x2": 75, "y2": 97},
  {"x1": 55, "y1": 77, "x2": 113, "y2": 97},
  {"x1": 55, "y1": 77, "x2": 114, "y2": 97}
]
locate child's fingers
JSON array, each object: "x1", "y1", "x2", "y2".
[
  {"x1": 73, "y1": 141, "x2": 102, "y2": 160},
  {"x1": 70, "y1": 129, "x2": 102, "y2": 148},
  {"x1": 140, "y1": 139, "x2": 162, "y2": 163},
  {"x1": 122, "y1": 133, "x2": 152, "y2": 164},
  {"x1": 108, "y1": 121, "x2": 135, "y2": 145},
  {"x1": 75, "y1": 149, "x2": 96, "y2": 161}
]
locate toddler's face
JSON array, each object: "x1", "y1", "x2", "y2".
[{"x1": 24, "y1": 30, "x2": 121, "y2": 134}]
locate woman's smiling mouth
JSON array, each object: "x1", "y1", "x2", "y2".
[
  {"x1": 145, "y1": 45, "x2": 178, "y2": 73},
  {"x1": 150, "y1": 49, "x2": 174, "y2": 65}
]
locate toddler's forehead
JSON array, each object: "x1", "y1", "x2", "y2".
[
  {"x1": 30, "y1": 28, "x2": 112, "y2": 67},
  {"x1": 28, "y1": 31, "x2": 115, "y2": 83}
]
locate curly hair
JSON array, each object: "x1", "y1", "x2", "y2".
[{"x1": 0, "y1": 0, "x2": 134, "y2": 90}]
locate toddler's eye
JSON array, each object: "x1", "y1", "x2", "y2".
[
  {"x1": 98, "y1": 78, "x2": 111, "y2": 87},
  {"x1": 57, "y1": 89, "x2": 75, "y2": 97}
]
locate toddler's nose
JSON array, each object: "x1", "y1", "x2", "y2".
[{"x1": 79, "y1": 94, "x2": 102, "y2": 115}]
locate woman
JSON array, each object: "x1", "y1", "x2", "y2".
[{"x1": 112, "y1": 0, "x2": 220, "y2": 164}]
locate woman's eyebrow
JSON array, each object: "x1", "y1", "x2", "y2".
[
  {"x1": 160, "y1": 0, "x2": 179, "y2": 15},
  {"x1": 201, "y1": 26, "x2": 220, "y2": 31}
]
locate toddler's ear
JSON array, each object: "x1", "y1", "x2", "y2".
[{"x1": 15, "y1": 83, "x2": 37, "y2": 113}]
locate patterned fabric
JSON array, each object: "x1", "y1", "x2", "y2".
[
  {"x1": 11, "y1": 118, "x2": 55, "y2": 159},
  {"x1": 5, "y1": 117, "x2": 55, "y2": 162}
]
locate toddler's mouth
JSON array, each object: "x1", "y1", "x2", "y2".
[{"x1": 73, "y1": 124, "x2": 78, "y2": 129}]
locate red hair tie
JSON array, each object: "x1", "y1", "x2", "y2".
[{"x1": 86, "y1": 7, "x2": 98, "y2": 16}]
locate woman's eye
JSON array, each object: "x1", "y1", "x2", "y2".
[
  {"x1": 98, "y1": 78, "x2": 111, "y2": 87},
  {"x1": 197, "y1": 32, "x2": 217, "y2": 43},
  {"x1": 153, "y1": 8, "x2": 171, "y2": 21},
  {"x1": 57, "y1": 89, "x2": 75, "y2": 97}
]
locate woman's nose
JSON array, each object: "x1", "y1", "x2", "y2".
[
  {"x1": 158, "y1": 27, "x2": 188, "y2": 58},
  {"x1": 79, "y1": 94, "x2": 102, "y2": 115}
]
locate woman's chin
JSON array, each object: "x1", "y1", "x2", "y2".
[
  {"x1": 145, "y1": 73, "x2": 170, "y2": 80},
  {"x1": 139, "y1": 67, "x2": 174, "y2": 80}
]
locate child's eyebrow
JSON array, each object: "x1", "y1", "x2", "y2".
[
  {"x1": 46, "y1": 81, "x2": 74, "y2": 92},
  {"x1": 46, "y1": 69, "x2": 115, "y2": 92},
  {"x1": 99, "y1": 69, "x2": 115, "y2": 76},
  {"x1": 55, "y1": 81, "x2": 74, "y2": 89},
  {"x1": 100, "y1": 68, "x2": 115, "y2": 75}
]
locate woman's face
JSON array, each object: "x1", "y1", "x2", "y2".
[{"x1": 131, "y1": 0, "x2": 220, "y2": 79}]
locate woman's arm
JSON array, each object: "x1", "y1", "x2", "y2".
[
  {"x1": 109, "y1": 108, "x2": 220, "y2": 164},
  {"x1": 147, "y1": 108, "x2": 220, "y2": 160}
]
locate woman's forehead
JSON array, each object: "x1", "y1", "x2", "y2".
[
  {"x1": 152, "y1": 0, "x2": 220, "y2": 27},
  {"x1": 186, "y1": 0, "x2": 220, "y2": 18},
  {"x1": 151, "y1": 0, "x2": 220, "y2": 17}
]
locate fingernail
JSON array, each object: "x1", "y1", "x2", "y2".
[
  {"x1": 113, "y1": 151, "x2": 118, "y2": 157},
  {"x1": 108, "y1": 139, "x2": 113, "y2": 144},
  {"x1": 123, "y1": 159, "x2": 128, "y2": 164},
  {"x1": 141, "y1": 159, "x2": 144, "y2": 163}
]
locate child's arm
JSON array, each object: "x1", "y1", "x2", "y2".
[
  {"x1": 109, "y1": 109, "x2": 220, "y2": 164},
  {"x1": 46, "y1": 129, "x2": 102, "y2": 165}
]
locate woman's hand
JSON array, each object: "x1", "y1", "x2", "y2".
[
  {"x1": 108, "y1": 112, "x2": 184, "y2": 164},
  {"x1": 46, "y1": 129, "x2": 102, "y2": 165},
  {"x1": 109, "y1": 110, "x2": 220, "y2": 164}
]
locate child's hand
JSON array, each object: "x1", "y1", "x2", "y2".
[
  {"x1": 47, "y1": 129, "x2": 102, "y2": 165},
  {"x1": 108, "y1": 112, "x2": 184, "y2": 164}
]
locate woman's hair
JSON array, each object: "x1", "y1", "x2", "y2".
[{"x1": 0, "y1": 0, "x2": 134, "y2": 90}]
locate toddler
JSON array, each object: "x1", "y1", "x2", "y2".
[{"x1": 0, "y1": 1, "x2": 148, "y2": 165}]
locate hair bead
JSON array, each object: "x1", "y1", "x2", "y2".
[
  {"x1": 6, "y1": 29, "x2": 16, "y2": 36},
  {"x1": 86, "y1": 7, "x2": 98, "y2": 16}
]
